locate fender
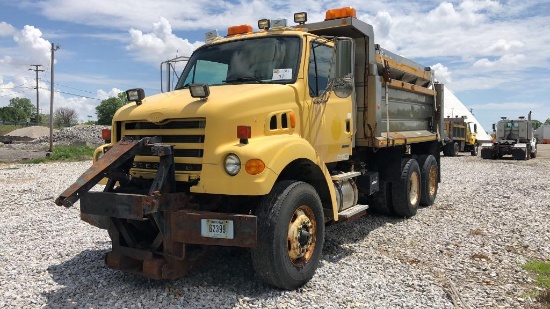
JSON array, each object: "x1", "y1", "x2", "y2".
[{"x1": 191, "y1": 134, "x2": 338, "y2": 217}]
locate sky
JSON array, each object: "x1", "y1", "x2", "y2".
[{"x1": 1, "y1": 0, "x2": 549, "y2": 132}]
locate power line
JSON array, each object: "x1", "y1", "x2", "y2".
[
  {"x1": 55, "y1": 69, "x2": 158, "y2": 92},
  {"x1": 42, "y1": 79, "x2": 97, "y2": 95},
  {"x1": 37, "y1": 87, "x2": 102, "y2": 101},
  {"x1": 0, "y1": 89, "x2": 31, "y2": 97},
  {"x1": 53, "y1": 89, "x2": 102, "y2": 101}
]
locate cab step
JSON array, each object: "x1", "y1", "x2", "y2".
[
  {"x1": 331, "y1": 171, "x2": 361, "y2": 181},
  {"x1": 338, "y1": 204, "x2": 369, "y2": 222}
]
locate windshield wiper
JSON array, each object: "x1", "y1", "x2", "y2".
[{"x1": 223, "y1": 76, "x2": 264, "y2": 84}]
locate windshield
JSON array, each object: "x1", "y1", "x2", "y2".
[{"x1": 175, "y1": 36, "x2": 301, "y2": 89}]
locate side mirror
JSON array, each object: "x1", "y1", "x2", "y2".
[
  {"x1": 335, "y1": 38, "x2": 354, "y2": 79},
  {"x1": 333, "y1": 37, "x2": 355, "y2": 98},
  {"x1": 474, "y1": 124, "x2": 477, "y2": 133},
  {"x1": 492, "y1": 123, "x2": 496, "y2": 131}
]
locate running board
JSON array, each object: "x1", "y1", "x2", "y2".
[
  {"x1": 338, "y1": 204, "x2": 369, "y2": 222},
  {"x1": 331, "y1": 171, "x2": 361, "y2": 181}
]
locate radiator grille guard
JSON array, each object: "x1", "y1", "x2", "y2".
[{"x1": 121, "y1": 118, "x2": 206, "y2": 180}]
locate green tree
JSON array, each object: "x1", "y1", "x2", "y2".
[
  {"x1": 8, "y1": 97, "x2": 35, "y2": 121},
  {"x1": 545, "y1": 118, "x2": 550, "y2": 125},
  {"x1": 96, "y1": 92, "x2": 128, "y2": 125},
  {"x1": 0, "y1": 106, "x2": 26, "y2": 122},
  {"x1": 532, "y1": 119, "x2": 542, "y2": 130}
]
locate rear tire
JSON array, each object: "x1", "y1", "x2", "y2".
[
  {"x1": 452, "y1": 142, "x2": 459, "y2": 156},
  {"x1": 251, "y1": 180, "x2": 324, "y2": 290},
  {"x1": 392, "y1": 158, "x2": 421, "y2": 217},
  {"x1": 481, "y1": 148, "x2": 494, "y2": 159},
  {"x1": 418, "y1": 155, "x2": 438, "y2": 207}
]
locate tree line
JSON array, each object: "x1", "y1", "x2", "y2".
[{"x1": 0, "y1": 92, "x2": 128, "y2": 127}]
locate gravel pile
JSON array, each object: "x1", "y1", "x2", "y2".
[
  {"x1": 32, "y1": 125, "x2": 110, "y2": 147},
  {"x1": 0, "y1": 154, "x2": 549, "y2": 308}
]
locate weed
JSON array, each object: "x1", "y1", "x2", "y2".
[
  {"x1": 523, "y1": 260, "x2": 550, "y2": 306},
  {"x1": 21, "y1": 145, "x2": 95, "y2": 163}
]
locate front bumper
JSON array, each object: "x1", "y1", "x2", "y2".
[{"x1": 80, "y1": 191, "x2": 257, "y2": 280}]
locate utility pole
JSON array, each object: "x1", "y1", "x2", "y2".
[
  {"x1": 29, "y1": 64, "x2": 44, "y2": 124},
  {"x1": 49, "y1": 43, "x2": 60, "y2": 153}
]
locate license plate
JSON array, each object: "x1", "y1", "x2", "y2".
[{"x1": 201, "y1": 219, "x2": 234, "y2": 239}]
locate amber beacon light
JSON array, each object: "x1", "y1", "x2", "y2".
[
  {"x1": 325, "y1": 7, "x2": 357, "y2": 20},
  {"x1": 227, "y1": 24, "x2": 253, "y2": 36}
]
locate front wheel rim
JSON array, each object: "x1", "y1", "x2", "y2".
[{"x1": 287, "y1": 205, "x2": 317, "y2": 267}]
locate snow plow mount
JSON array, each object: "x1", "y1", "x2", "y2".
[{"x1": 55, "y1": 136, "x2": 172, "y2": 207}]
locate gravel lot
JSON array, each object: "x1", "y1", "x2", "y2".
[{"x1": 1, "y1": 146, "x2": 549, "y2": 308}]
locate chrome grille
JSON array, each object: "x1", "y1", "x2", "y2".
[{"x1": 122, "y1": 118, "x2": 206, "y2": 175}]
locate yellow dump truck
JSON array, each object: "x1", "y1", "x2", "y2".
[
  {"x1": 56, "y1": 7, "x2": 444, "y2": 289},
  {"x1": 442, "y1": 116, "x2": 478, "y2": 156}
]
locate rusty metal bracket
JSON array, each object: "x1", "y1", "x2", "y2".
[
  {"x1": 55, "y1": 136, "x2": 160, "y2": 207},
  {"x1": 148, "y1": 144, "x2": 176, "y2": 195}
]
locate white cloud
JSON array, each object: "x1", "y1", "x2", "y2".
[
  {"x1": 127, "y1": 17, "x2": 203, "y2": 64},
  {"x1": 485, "y1": 39, "x2": 524, "y2": 53},
  {"x1": 373, "y1": 11, "x2": 393, "y2": 38},
  {"x1": 97, "y1": 88, "x2": 123, "y2": 100},
  {"x1": 12, "y1": 26, "x2": 52, "y2": 67},
  {"x1": 431, "y1": 63, "x2": 452, "y2": 84},
  {"x1": 473, "y1": 54, "x2": 526, "y2": 69},
  {"x1": 0, "y1": 22, "x2": 16, "y2": 36}
]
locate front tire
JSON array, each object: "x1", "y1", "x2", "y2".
[
  {"x1": 392, "y1": 158, "x2": 421, "y2": 217},
  {"x1": 251, "y1": 180, "x2": 324, "y2": 290}
]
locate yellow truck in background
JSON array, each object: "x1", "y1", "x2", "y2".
[
  {"x1": 442, "y1": 116, "x2": 478, "y2": 156},
  {"x1": 56, "y1": 7, "x2": 444, "y2": 289}
]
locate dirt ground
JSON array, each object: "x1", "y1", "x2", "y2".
[{"x1": 0, "y1": 144, "x2": 50, "y2": 163}]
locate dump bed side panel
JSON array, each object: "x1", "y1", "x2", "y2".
[{"x1": 305, "y1": 17, "x2": 439, "y2": 148}]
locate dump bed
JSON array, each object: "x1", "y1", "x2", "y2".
[
  {"x1": 305, "y1": 16, "x2": 442, "y2": 148},
  {"x1": 444, "y1": 117, "x2": 467, "y2": 141}
]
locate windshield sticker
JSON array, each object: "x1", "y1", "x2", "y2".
[{"x1": 272, "y1": 69, "x2": 292, "y2": 80}]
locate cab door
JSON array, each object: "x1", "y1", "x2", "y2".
[{"x1": 302, "y1": 38, "x2": 353, "y2": 163}]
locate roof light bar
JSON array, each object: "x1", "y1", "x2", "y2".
[
  {"x1": 227, "y1": 24, "x2": 253, "y2": 36},
  {"x1": 325, "y1": 7, "x2": 357, "y2": 20}
]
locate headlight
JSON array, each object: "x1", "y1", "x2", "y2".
[{"x1": 224, "y1": 154, "x2": 241, "y2": 176}]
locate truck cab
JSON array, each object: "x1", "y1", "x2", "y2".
[{"x1": 481, "y1": 112, "x2": 537, "y2": 160}]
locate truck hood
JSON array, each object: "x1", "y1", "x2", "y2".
[{"x1": 114, "y1": 84, "x2": 296, "y2": 123}]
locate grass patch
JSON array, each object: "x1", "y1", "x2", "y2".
[
  {"x1": 523, "y1": 260, "x2": 550, "y2": 305},
  {"x1": 0, "y1": 125, "x2": 19, "y2": 135},
  {"x1": 25, "y1": 145, "x2": 95, "y2": 163}
]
